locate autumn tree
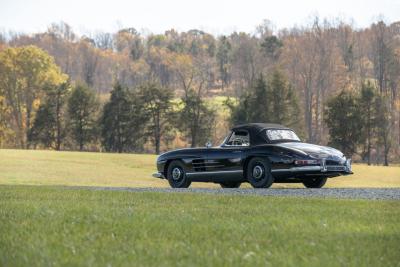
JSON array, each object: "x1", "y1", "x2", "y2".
[
  {"x1": 0, "y1": 45, "x2": 67, "y2": 148},
  {"x1": 67, "y1": 84, "x2": 99, "y2": 150},
  {"x1": 0, "y1": 94, "x2": 11, "y2": 147},
  {"x1": 79, "y1": 37, "x2": 99, "y2": 87}
]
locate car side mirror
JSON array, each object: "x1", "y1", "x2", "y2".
[{"x1": 205, "y1": 141, "x2": 212, "y2": 148}]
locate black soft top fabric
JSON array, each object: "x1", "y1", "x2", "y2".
[{"x1": 230, "y1": 123, "x2": 292, "y2": 145}]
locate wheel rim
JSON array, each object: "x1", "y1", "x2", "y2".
[
  {"x1": 172, "y1": 167, "x2": 182, "y2": 181},
  {"x1": 252, "y1": 165, "x2": 264, "y2": 179}
]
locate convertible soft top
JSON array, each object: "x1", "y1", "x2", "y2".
[
  {"x1": 231, "y1": 123, "x2": 290, "y2": 132},
  {"x1": 231, "y1": 123, "x2": 292, "y2": 145}
]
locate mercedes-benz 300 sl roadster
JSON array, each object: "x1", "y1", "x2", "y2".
[{"x1": 152, "y1": 123, "x2": 352, "y2": 188}]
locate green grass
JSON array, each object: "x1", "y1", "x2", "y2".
[
  {"x1": 1, "y1": 185, "x2": 399, "y2": 266},
  {"x1": 0, "y1": 149, "x2": 399, "y2": 188}
]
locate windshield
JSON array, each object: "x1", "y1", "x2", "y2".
[{"x1": 266, "y1": 129, "x2": 300, "y2": 141}]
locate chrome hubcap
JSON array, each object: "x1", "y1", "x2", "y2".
[
  {"x1": 253, "y1": 165, "x2": 264, "y2": 179},
  {"x1": 172, "y1": 167, "x2": 182, "y2": 180}
]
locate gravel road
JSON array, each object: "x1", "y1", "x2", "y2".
[{"x1": 73, "y1": 186, "x2": 400, "y2": 200}]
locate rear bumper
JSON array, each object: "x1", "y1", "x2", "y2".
[{"x1": 152, "y1": 172, "x2": 165, "y2": 179}]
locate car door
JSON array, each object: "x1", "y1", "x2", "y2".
[{"x1": 205, "y1": 130, "x2": 249, "y2": 181}]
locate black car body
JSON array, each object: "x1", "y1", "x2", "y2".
[{"x1": 152, "y1": 123, "x2": 352, "y2": 188}]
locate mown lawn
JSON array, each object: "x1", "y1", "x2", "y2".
[
  {"x1": 0, "y1": 185, "x2": 399, "y2": 267},
  {"x1": 0, "y1": 149, "x2": 399, "y2": 188}
]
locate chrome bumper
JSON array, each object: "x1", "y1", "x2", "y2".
[
  {"x1": 272, "y1": 159, "x2": 352, "y2": 174},
  {"x1": 152, "y1": 172, "x2": 164, "y2": 179}
]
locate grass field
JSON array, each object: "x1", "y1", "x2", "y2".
[
  {"x1": 1, "y1": 149, "x2": 400, "y2": 266},
  {"x1": 0, "y1": 149, "x2": 399, "y2": 188},
  {"x1": 1, "y1": 185, "x2": 399, "y2": 266}
]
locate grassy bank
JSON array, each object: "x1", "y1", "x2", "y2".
[
  {"x1": 0, "y1": 149, "x2": 399, "y2": 188},
  {"x1": 1, "y1": 185, "x2": 399, "y2": 266}
]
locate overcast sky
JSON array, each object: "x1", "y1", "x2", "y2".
[{"x1": 0, "y1": 0, "x2": 399, "y2": 35}]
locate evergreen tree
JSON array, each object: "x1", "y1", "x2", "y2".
[
  {"x1": 374, "y1": 94, "x2": 392, "y2": 166},
  {"x1": 29, "y1": 82, "x2": 70, "y2": 150},
  {"x1": 139, "y1": 82, "x2": 175, "y2": 154},
  {"x1": 179, "y1": 89, "x2": 215, "y2": 148},
  {"x1": 325, "y1": 90, "x2": 363, "y2": 157},
  {"x1": 269, "y1": 70, "x2": 300, "y2": 128},
  {"x1": 216, "y1": 36, "x2": 231, "y2": 89},
  {"x1": 29, "y1": 102, "x2": 57, "y2": 148},
  {"x1": 101, "y1": 83, "x2": 147, "y2": 152},
  {"x1": 358, "y1": 81, "x2": 377, "y2": 165},
  {"x1": 261, "y1": 36, "x2": 283, "y2": 62},
  {"x1": 227, "y1": 75, "x2": 269, "y2": 125},
  {"x1": 227, "y1": 70, "x2": 300, "y2": 130},
  {"x1": 67, "y1": 84, "x2": 98, "y2": 151}
]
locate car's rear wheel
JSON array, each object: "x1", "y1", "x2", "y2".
[
  {"x1": 247, "y1": 157, "x2": 274, "y2": 188},
  {"x1": 219, "y1": 182, "x2": 241, "y2": 188},
  {"x1": 302, "y1": 177, "x2": 327, "y2": 188},
  {"x1": 167, "y1": 160, "x2": 191, "y2": 188}
]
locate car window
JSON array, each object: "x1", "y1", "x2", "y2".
[
  {"x1": 225, "y1": 131, "x2": 250, "y2": 146},
  {"x1": 266, "y1": 129, "x2": 300, "y2": 141}
]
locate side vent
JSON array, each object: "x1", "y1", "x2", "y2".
[{"x1": 192, "y1": 159, "x2": 206, "y2": 172}]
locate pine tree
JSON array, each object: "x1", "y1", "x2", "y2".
[
  {"x1": 374, "y1": 94, "x2": 392, "y2": 166},
  {"x1": 178, "y1": 89, "x2": 215, "y2": 148},
  {"x1": 268, "y1": 69, "x2": 300, "y2": 128},
  {"x1": 67, "y1": 84, "x2": 98, "y2": 151},
  {"x1": 325, "y1": 90, "x2": 363, "y2": 157},
  {"x1": 101, "y1": 82, "x2": 148, "y2": 152},
  {"x1": 138, "y1": 82, "x2": 175, "y2": 154},
  {"x1": 29, "y1": 82, "x2": 70, "y2": 149},
  {"x1": 228, "y1": 70, "x2": 300, "y2": 130},
  {"x1": 359, "y1": 81, "x2": 377, "y2": 165}
]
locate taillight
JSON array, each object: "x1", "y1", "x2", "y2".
[{"x1": 294, "y1": 160, "x2": 319, "y2": 165}]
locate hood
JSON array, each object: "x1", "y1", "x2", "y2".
[
  {"x1": 157, "y1": 147, "x2": 208, "y2": 161},
  {"x1": 276, "y1": 142, "x2": 344, "y2": 159}
]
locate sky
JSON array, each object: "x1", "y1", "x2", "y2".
[{"x1": 0, "y1": 0, "x2": 399, "y2": 36}]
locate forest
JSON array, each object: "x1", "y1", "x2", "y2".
[{"x1": 0, "y1": 18, "x2": 399, "y2": 165}]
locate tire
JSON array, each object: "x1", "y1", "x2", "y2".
[
  {"x1": 302, "y1": 177, "x2": 327, "y2": 188},
  {"x1": 219, "y1": 182, "x2": 241, "y2": 188},
  {"x1": 167, "y1": 160, "x2": 191, "y2": 188},
  {"x1": 246, "y1": 157, "x2": 274, "y2": 188}
]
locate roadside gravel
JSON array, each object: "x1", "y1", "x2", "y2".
[{"x1": 72, "y1": 186, "x2": 400, "y2": 200}]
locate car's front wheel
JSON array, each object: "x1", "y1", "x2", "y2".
[
  {"x1": 247, "y1": 157, "x2": 274, "y2": 188},
  {"x1": 219, "y1": 182, "x2": 241, "y2": 188},
  {"x1": 167, "y1": 160, "x2": 191, "y2": 188},
  {"x1": 302, "y1": 177, "x2": 327, "y2": 188}
]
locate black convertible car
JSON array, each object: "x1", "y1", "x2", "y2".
[{"x1": 152, "y1": 123, "x2": 352, "y2": 188}]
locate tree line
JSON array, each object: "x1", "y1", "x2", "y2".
[
  {"x1": 325, "y1": 82, "x2": 393, "y2": 165},
  {"x1": 0, "y1": 17, "x2": 399, "y2": 164}
]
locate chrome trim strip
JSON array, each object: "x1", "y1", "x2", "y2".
[
  {"x1": 186, "y1": 170, "x2": 243, "y2": 176},
  {"x1": 271, "y1": 166, "x2": 322, "y2": 173},
  {"x1": 271, "y1": 165, "x2": 351, "y2": 173}
]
